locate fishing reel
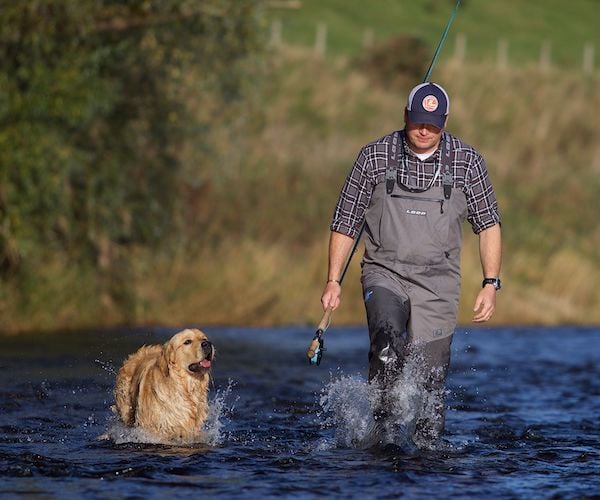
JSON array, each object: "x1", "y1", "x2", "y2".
[
  {"x1": 307, "y1": 307, "x2": 332, "y2": 366},
  {"x1": 307, "y1": 333, "x2": 325, "y2": 366}
]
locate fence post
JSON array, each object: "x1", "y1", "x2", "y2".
[
  {"x1": 315, "y1": 23, "x2": 327, "y2": 57},
  {"x1": 540, "y1": 40, "x2": 551, "y2": 72},
  {"x1": 497, "y1": 39, "x2": 508, "y2": 70},
  {"x1": 583, "y1": 43, "x2": 595, "y2": 75}
]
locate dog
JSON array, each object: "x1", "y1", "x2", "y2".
[{"x1": 113, "y1": 328, "x2": 215, "y2": 443}]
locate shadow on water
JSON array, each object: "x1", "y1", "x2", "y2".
[{"x1": 0, "y1": 325, "x2": 599, "y2": 497}]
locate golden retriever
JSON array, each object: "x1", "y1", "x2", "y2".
[{"x1": 114, "y1": 328, "x2": 215, "y2": 443}]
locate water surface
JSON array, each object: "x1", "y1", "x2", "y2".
[{"x1": 0, "y1": 325, "x2": 598, "y2": 498}]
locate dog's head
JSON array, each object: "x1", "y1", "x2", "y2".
[{"x1": 160, "y1": 328, "x2": 215, "y2": 377}]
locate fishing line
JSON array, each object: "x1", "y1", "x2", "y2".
[{"x1": 423, "y1": 0, "x2": 462, "y2": 83}]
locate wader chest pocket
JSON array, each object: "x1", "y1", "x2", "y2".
[
  {"x1": 391, "y1": 194, "x2": 445, "y2": 214},
  {"x1": 383, "y1": 193, "x2": 450, "y2": 266}
]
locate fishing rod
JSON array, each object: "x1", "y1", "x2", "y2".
[{"x1": 307, "y1": 0, "x2": 462, "y2": 366}]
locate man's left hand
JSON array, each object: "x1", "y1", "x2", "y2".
[{"x1": 472, "y1": 286, "x2": 496, "y2": 322}]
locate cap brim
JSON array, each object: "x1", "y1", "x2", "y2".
[{"x1": 407, "y1": 110, "x2": 446, "y2": 129}]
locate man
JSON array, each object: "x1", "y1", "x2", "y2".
[{"x1": 321, "y1": 82, "x2": 501, "y2": 443}]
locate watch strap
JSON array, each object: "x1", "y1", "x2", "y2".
[{"x1": 482, "y1": 278, "x2": 501, "y2": 290}]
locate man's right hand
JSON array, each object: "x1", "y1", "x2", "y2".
[{"x1": 321, "y1": 281, "x2": 341, "y2": 311}]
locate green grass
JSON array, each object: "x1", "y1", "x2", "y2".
[{"x1": 267, "y1": 0, "x2": 600, "y2": 68}]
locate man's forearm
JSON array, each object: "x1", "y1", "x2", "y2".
[
  {"x1": 327, "y1": 231, "x2": 355, "y2": 281},
  {"x1": 479, "y1": 224, "x2": 502, "y2": 278}
]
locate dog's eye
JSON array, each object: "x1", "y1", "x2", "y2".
[{"x1": 183, "y1": 339, "x2": 192, "y2": 345}]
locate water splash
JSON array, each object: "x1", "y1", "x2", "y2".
[
  {"x1": 202, "y1": 380, "x2": 236, "y2": 446},
  {"x1": 318, "y1": 349, "x2": 447, "y2": 450},
  {"x1": 318, "y1": 372, "x2": 377, "y2": 449},
  {"x1": 94, "y1": 358, "x2": 117, "y2": 376},
  {"x1": 101, "y1": 419, "x2": 166, "y2": 445},
  {"x1": 100, "y1": 381, "x2": 236, "y2": 446}
]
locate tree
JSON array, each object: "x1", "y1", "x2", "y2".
[{"x1": 0, "y1": 0, "x2": 262, "y2": 276}]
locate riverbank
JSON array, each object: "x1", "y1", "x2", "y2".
[{"x1": 1, "y1": 51, "x2": 598, "y2": 333}]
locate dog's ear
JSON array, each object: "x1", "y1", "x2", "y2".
[
  {"x1": 159, "y1": 341, "x2": 174, "y2": 377},
  {"x1": 168, "y1": 339, "x2": 178, "y2": 365},
  {"x1": 158, "y1": 351, "x2": 169, "y2": 377}
]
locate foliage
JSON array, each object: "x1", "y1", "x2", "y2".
[
  {"x1": 0, "y1": 0, "x2": 262, "y2": 279},
  {"x1": 1, "y1": 2, "x2": 599, "y2": 331},
  {"x1": 138, "y1": 52, "x2": 600, "y2": 328}
]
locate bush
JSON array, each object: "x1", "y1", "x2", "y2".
[
  {"x1": 0, "y1": 0, "x2": 263, "y2": 273},
  {"x1": 357, "y1": 34, "x2": 431, "y2": 88}
]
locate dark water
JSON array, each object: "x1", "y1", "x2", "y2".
[{"x1": 1, "y1": 325, "x2": 598, "y2": 498}]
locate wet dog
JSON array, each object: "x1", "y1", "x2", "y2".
[{"x1": 113, "y1": 328, "x2": 214, "y2": 443}]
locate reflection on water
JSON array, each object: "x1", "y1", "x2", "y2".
[{"x1": 0, "y1": 325, "x2": 599, "y2": 497}]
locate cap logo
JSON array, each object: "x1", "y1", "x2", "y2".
[{"x1": 422, "y1": 95, "x2": 439, "y2": 112}]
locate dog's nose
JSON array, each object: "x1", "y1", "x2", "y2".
[{"x1": 201, "y1": 340, "x2": 213, "y2": 358}]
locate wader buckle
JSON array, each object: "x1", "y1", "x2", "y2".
[
  {"x1": 442, "y1": 169, "x2": 453, "y2": 200},
  {"x1": 386, "y1": 167, "x2": 396, "y2": 195}
]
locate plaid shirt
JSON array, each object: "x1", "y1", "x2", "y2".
[{"x1": 331, "y1": 130, "x2": 500, "y2": 237}]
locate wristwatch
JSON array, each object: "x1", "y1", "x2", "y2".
[{"x1": 482, "y1": 278, "x2": 501, "y2": 290}]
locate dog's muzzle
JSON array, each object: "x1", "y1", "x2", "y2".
[{"x1": 188, "y1": 340, "x2": 214, "y2": 372}]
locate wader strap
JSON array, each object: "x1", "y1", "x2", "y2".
[
  {"x1": 386, "y1": 132, "x2": 400, "y2": 195},
  {"x1": 387, "y1": 131, "x2": 453, "y2": 197},
  {"x1": 441, "y1": 133, "x2": 453, "y2": 200}
]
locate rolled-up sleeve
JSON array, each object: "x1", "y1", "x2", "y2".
[
  {"x1": 330, "y1": 147, "x2": 374, "y2": 238},
  {"x1": 465, "y1": 153, "x2": 501, "y2": 234}
]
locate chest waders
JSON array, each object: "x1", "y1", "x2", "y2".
[{"x1": 361, "y1": 130, "x2": 468, "y2": 441}]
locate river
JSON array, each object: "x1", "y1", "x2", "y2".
[{"x1": 1, "y1": 325, "x2": 598, "y2": 498}]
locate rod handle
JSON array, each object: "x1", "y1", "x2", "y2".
[
  {"x1": 306, "y1": 307, "x2": 333, "y2": 359},
  {"x1": 316, "y1": 307, "x2": 333, "y2": 332},
  {"x1": 306, "y1": 338, "x2": 321, "y2": 360}
]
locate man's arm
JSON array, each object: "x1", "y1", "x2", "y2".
[
  {"x1": 473, "y1": 223, "x2": 502, "y2": 322},
  {"x1": 321, "y1": 231, "x2": 355, "y2": 311},
  {"x1": 322, "y1": 145, "x2": 373, "y2": 312}
]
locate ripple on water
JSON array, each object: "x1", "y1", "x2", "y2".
[{"x1": 0, "y1": 326, "x2": 598, "y2": 497}]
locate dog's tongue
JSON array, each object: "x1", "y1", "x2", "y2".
[{"x1": 189, "y1": 360, "x2": 212, "y2": 372}]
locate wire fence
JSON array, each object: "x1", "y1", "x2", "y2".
[{"x1": 269, "y1": 20, "x2": 596, "y2": 75}]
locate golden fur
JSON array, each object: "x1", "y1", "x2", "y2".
[{"x1": 114, "y1": 329, "x2": 214, "y2": 443}]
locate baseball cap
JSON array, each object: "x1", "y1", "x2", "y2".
[{"x1": 406, "y1": 82, "x2": 450, "y2": 129}]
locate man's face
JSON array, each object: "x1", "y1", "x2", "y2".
[{"x1": 404, "y1": 111, "x2": 446, "y2": 154}]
